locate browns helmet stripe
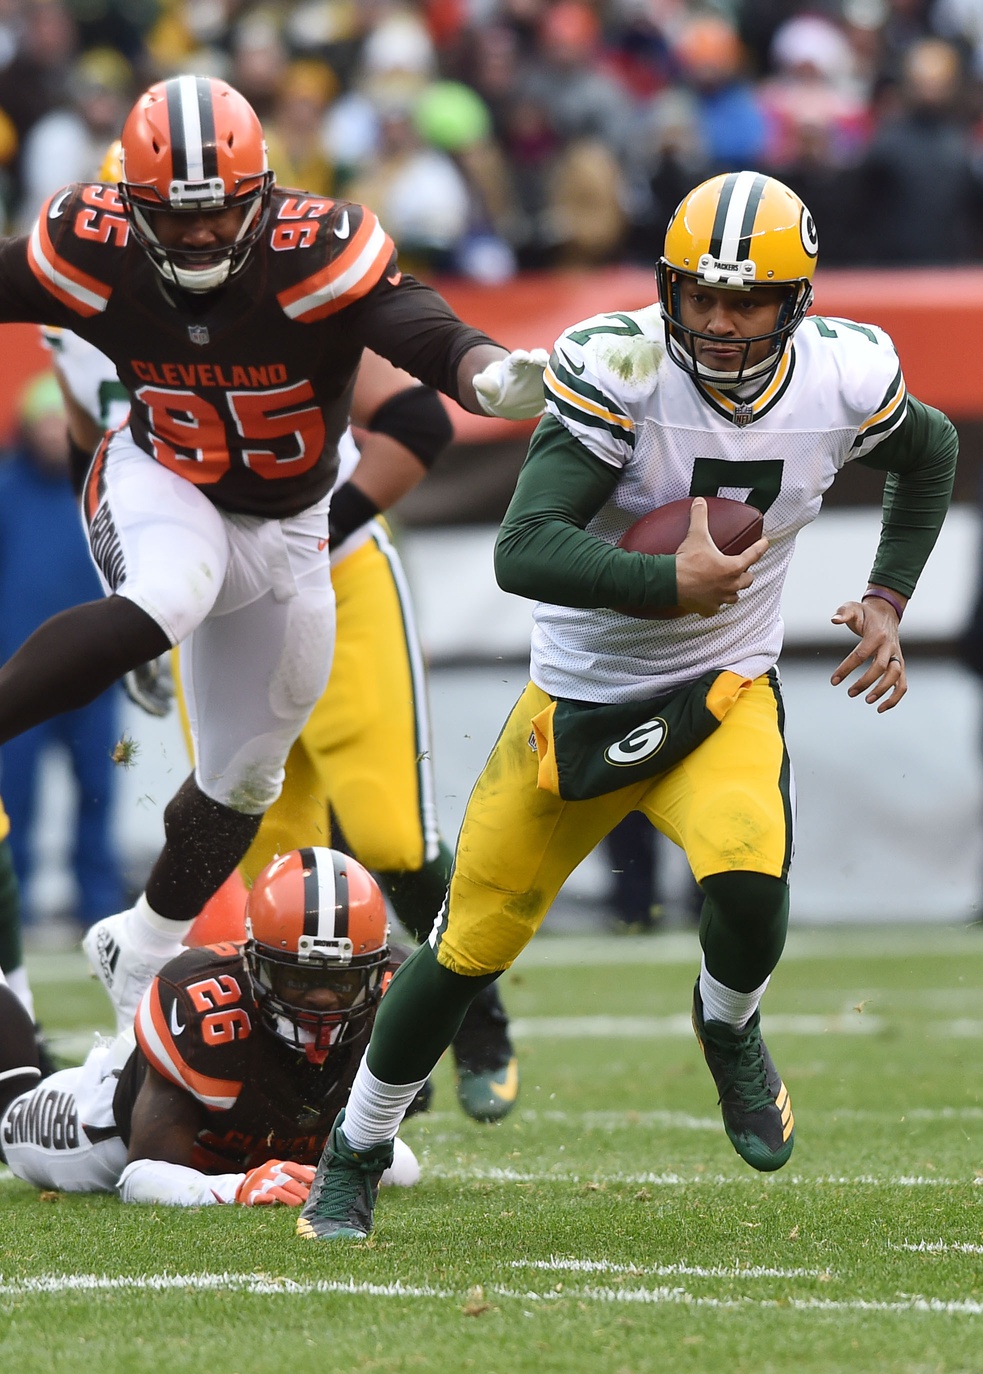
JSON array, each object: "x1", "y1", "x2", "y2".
[
  {"x1": 330, "y1": 850, "x2": 349, "y2": 940},
  {"x1": 297, "y1": 846, "x2": 322, "y2": 938},
  {"x1": 708, "y1": 170, "x2": 768, "y2": 263},
  {"x1": 166, "y1": 75, "x2": 219, "y2": 183}
]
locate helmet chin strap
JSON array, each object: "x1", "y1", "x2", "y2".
[{"x1": 667, "y1": 331, "x2": 783, "y2": 392}]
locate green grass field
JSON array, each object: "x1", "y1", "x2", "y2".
[{"x1": 2, "y1": 924, "x2": 981, "y2": 1373}]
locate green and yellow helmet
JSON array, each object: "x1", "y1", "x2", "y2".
[{"x1": 656, "y1": 170, "x2": 818, "y2": 387}]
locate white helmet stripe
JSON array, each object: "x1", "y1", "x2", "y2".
[
  {"x1": 713, "y1": 170, "x2": 767, "y2": 262},
  {"x1": 176, "y1": 74, "x2": 205, "y2": 180},
  {"x1": 306, "y1": 847, "x2": 346, "y2": 941}
]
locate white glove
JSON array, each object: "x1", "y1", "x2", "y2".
[
  {"x1": 473, "y1": 347, "x2": 549, "y2": 420},
  {"x1": 123, "y1": 655, "x2": 174, "y2": 718}
]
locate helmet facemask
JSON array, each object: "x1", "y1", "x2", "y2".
[
  {"x1": 245, "y1": 939, "x2": 388, "y2": 1062},
  {"x1": 120, "y1": 173, "x2": 273, "y2": 293},
  {"x1": 656, "y1": 262, "x2": 813, "y2": 391}
]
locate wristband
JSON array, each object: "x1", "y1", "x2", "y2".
[
  {"x1": 328, "y1": 481, "x2": 380, "y2": 547},
  {"x1": 862, "y1": 588, "x2": 905, "y2": 621}
]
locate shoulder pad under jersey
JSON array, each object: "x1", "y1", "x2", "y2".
[
  {"x1": 27, "y1": 183, "x2": 127, "y2": 318},
  {"x1": 545, "y1": 307, "x2": 666, "y2": 467},
  {"x1": 269, "y1": 192, "x2": 397, "y2": 323},
  {"x1": 134, "y1": 943, "x2": 253, "y2": 1111}
]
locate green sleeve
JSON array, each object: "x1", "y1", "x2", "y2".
[
  {"x1": 494, "y1": 415, "x2": 678, "y2": 610},
  {"x1": 856, "y1": 396, "x2": 958, "y2": 598}
]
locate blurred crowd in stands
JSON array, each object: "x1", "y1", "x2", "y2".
[{"x1": 1, "y1": 0, "x2": 983, "y2": 277}]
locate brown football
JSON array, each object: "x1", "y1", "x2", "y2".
[{"x1": 616, "y1": 496, "x2": 764, "y2": 620}]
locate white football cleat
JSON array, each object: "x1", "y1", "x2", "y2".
[
  {"x1": 380, "y1": 1136, "x2": 420, "y2": 1189},
  {"x1": 82, "y1": 909, "x2": 183, "y2": 1034}
]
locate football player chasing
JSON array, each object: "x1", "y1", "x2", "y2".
[
  {"x1": 0, "y1": 75, "x2": 547, "y2": 1039},
  {"x1": 0, "y1": 848, "x2": 421, "y2": 1205},
  {"x1": 295, "y1": 171, "x2": 957, "y2": 1240},
  {"x1": 41, "y1": 139, "x2": 520, "y2": 1124}
]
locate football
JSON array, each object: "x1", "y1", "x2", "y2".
[{"x1": 616, "y1": 496, "x2": 764, "y2": 619}]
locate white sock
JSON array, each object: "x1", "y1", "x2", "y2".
[
  {"x1": 342, "y1": 1058, "x2": 429, "y2": 1151},
  {"x1": 4, "y1": 965, "x2": 35, "y2": 1022},
  {"x1": 699, "y1": 959, "x2": 770, "y2": 1030},
  {"x1": 131, "y1": 894, "x2": 193, "y2": 953}
]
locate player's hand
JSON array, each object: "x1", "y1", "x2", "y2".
[
  {"x1": 830, "y1": 597, "x2": 907, "y2": 711},
  {"x1": 674, "y1": 497, "x2": 769, "y2": 618},
  {"x1": 473, "y1": 347, "x2": 549, "y2": 420},
  {"x1": 123, "y1": 655, "x2": 174, "y2": 718},
  {"x1": 235, "y1": 1159, "x2": 316, "y2": 1206}
]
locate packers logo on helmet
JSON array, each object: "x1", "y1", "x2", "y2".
[
  {"x1": 656, "y1": 170, "x2": 817, "y2": 390},
  {"x1": 118, "y1": 75, "x2": 274, "y2": 294}
]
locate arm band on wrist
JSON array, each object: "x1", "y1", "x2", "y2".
[
  {"x1": 862, "y1": 588, "x2": 905, "y2": 621},
  {"x1": 367, "y1": 385, "x2": 454, "y2": 469},
  {"x1": 328, "y1": 480, "x2": 381, "y2": 547}
]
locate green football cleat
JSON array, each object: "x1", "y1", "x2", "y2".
[
  {"x1": 692, "y1": 982, "x2": 795, "y2": 1172},
  {"x1": 296, "y1": 1109, "x2": 394, "y2": 1240},
  {"x1": 452, "y1": 984, "x2": 520, "y2": 1123}
]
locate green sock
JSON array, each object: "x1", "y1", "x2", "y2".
[
  {"x1": 376, "y1": 840, "x2": 452, "y2": 944},
  {"x1": 698, "y1": 871, "x2": 789, "y2": 992},
  {"x1": 367, "y1": 940, "x2": 496, "y2": 1083},
  {"x1": 0, "y1": 838, "x2": 24, "y2": 977}
]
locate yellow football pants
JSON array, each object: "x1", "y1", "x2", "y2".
[{"x1": 437, "y1": 674, "x2": 793, "y2": 975}]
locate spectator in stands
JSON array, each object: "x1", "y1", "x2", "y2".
[
  {"x1": 16, "y1": 46, "x2": 133, "y2": 230},
  {"x1": 0, "y1": 0, "x2": 79, "y2": 219},
  {"x1": 853, "y1": 36, "x2": 983, "y2": 262},
  {"x1": 263, "y1": 59, "x2": 338, "y2": 199},
  {"x1": 671, "y1": 12, "x2": 770, "y2": 172},
  {"x1": 0, "y1": 373, "x2": 125, "y2": 936},
  {"x1": 520, "y1": 1, "x2": 634, "y2": 168}
]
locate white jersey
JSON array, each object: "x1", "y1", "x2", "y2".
[
  {"x1": 536, "y1": 305, "x2": 907, "y2": 702},
  {"x1": 42, "y1": 326, "x2": 131, "y2": 432}
]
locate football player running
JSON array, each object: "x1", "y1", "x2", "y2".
[
  {"x1": 0, "y1": 76, "x2": 547, "y2": 1033},
  {"x1": 0, "y1": 848, "x2": 421, "y2": 1203},
  {"x1": 296, "y1": 171, "x2": 957, "y2": 1240}
]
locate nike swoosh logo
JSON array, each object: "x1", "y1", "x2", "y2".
[
  {"x1": 560, "y1": 352, "x2": 585, "y2": 376},
  {"x1": 386, "y1": 270, "x2": 402, "y2": 286},
  {"x1": 317, "y1": 537, "x2": 329, "y2": 551},
  {"x1": 49, "y1": 189, "x2": 72, "y2": 220},
  {"x1": 333, "y1": 210, "x2": 350, "y2": 240},
  {"x1": 490, "y1": 1058, "x2": 520, "y2": 1102},
  {"x1": 169, "y1": 1001, "x2": 186, "y2": 1037}
]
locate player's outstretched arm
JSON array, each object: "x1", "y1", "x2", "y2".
[
  {"x1": 466, "y1": 345, "x2": 550, "y2": 420},
  {"x1": 675, "y1": 497, "x2": 769, "y2": 619},
  {"x1": 830, "y1": 586, "x2": 908, "y2": 712}
]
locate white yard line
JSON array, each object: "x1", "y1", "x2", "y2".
[{"x1": 0, "y1": 1271, "x2": 980, "y2": 1317}]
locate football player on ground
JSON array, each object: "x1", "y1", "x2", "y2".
[
  {"x1": 43, "y1": 143, "x2": 520, "y2": 1123},
  {"x1": 295, "y1": 170, "x2": 958, "y2": 1240},
  {"x1": 0, "y1": 76, "x2": 547, "y2": 1039},
  {"x1": 0, "y1": 848, "x2": 421, "y2": 1204}
]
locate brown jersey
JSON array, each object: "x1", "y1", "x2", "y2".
[
  {"x1": 113, "y1": 941, "x2": 401, "y2": 1171},
  {"x1": 0, "y1": 184, "x2": 494, "y2": 517}
]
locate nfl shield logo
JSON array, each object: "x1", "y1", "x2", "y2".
[
  {"x1": 732, "y1": 402, "x2": 753, "y2": 428},
  {"x1": 188, "y1": 325, "x2": 210, "y2": 346}
]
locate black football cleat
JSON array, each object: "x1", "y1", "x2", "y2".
[
  {"x1": 692, "y1": 981, "x2": 794, "y2": 1172},
  {"x1": 296, "y1": 1110, "x2": 393, "y2": 1241},
  {"x1": 451, "y1": 983, "x2": 519, "y2": 1123}
]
